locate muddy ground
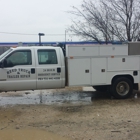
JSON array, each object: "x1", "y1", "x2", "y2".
[{"x1": 0, "y1": 87, "x2": 140, "y2": 140}]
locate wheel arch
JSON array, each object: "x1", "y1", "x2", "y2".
[{"x1": 111, "y1": 75, "x2": 134, "y2": 85}]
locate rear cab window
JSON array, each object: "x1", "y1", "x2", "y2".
[{"x1": 37, "y1": 49, "x2": 58, "y2": 65}]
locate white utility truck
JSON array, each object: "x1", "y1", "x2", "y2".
[{"x1": 0, "y1": 42, "x2": 139, "y2": 99}]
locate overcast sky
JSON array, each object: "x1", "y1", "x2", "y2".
[{"x1": 0, "y1": 0, "x2": 82, "y2": 42}]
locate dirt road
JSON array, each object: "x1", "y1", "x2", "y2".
[{"x1": 0, "y1": 87, "x2": 140, "y2": 140}]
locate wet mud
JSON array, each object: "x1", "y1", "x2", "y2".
[
  {"x1": 0, "y1": 129, "x2": 71, "y2": 140},
  {"x1": 0, "y1": 87, "x2": 140, "y2": 140}
]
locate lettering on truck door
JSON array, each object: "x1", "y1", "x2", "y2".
[
  {"x1": 0, "y1": 49, "x2": 36, "y2": 91},
  {"x1": 35, "y1": 48, "x2": 62, "y2": 89}
]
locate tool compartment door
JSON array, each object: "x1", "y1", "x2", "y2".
[
  {"x1": 68, "y1": 58, "x2": 91, "y2": 86},
  {"x1": 91, "y1": 58, "x2": 107, "y2": 85}
]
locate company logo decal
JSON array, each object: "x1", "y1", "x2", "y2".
[{"x1": 7, "y1": 69, "x2": 30, "y2": 78}]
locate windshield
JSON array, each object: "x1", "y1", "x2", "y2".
[{"x1": 0, "y1": 48, "x2": 13, "y2": 61}]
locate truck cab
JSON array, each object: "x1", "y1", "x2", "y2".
[{"x1": 0, "y1": 46, "x2": 65, "y2": 91}]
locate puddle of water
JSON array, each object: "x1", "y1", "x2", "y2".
[
  {"x1": 1, "y1": 88, "x2": 138, "y2": 106},
  {"x1": 0, "y1": 90, "x2": 94, "y2": 106},
  {"x1": 0, "y1": 129, "x2": 71, "y2": 140}
]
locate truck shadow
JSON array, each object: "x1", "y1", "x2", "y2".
[
  {"x1": 0, "y1": 90, "x2": 139, "y2": 106},
  {"x1": 90, "y1": 90, "x2": 140, "y2": 100}
]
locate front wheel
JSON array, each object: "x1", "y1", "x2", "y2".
[{"x1": 111, "y1": 77, "x2": 133, "y2": 99}]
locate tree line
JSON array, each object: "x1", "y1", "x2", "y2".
[{"x1": 68, "y1": 0, "x2": 140, "y2": 43}]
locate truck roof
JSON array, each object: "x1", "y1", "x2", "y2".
[{"x1": 11, "y1": 46, "x2": 60, "y2": 49}]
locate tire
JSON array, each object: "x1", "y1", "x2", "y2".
[
  {"x1": 111, "y1": 77, "x2": 133, "y2": 99},
  {"x1": 93, "y1": 85, "x2": 108, "y2": 92}
]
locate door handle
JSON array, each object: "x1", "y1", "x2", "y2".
[
  {"x1": 57, "y1": 68, "x2": 61, "y2": 73},
  {"x1": 31, "y1": 68, "x2": 35, "y2": 74}
]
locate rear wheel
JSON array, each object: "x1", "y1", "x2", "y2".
[{"x1": 111, "y1": 77, "x2": 133, "y2": 99}]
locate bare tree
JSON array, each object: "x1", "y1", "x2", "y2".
[{"x1": 68, "y1": 0, "x2": 140, "y2": 42}]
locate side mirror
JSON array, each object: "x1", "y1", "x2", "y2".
[
  {"x1": 0, "y1": 61, "x2": 4, "y2": 68},
  {"x1": 0, "y1": 59, "x2": 7, "y2": 68}
]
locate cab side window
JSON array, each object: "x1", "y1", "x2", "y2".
[
  {"x1": 5, "y1": 50, "x2": 32, "y2": 67},
  {"x1": 38, "y1": 49, "x2": 58, "y2": 65}
]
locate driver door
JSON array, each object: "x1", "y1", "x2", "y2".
[{"x1": 0, "y1": 48, "x2": 36, "y2": 91}]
